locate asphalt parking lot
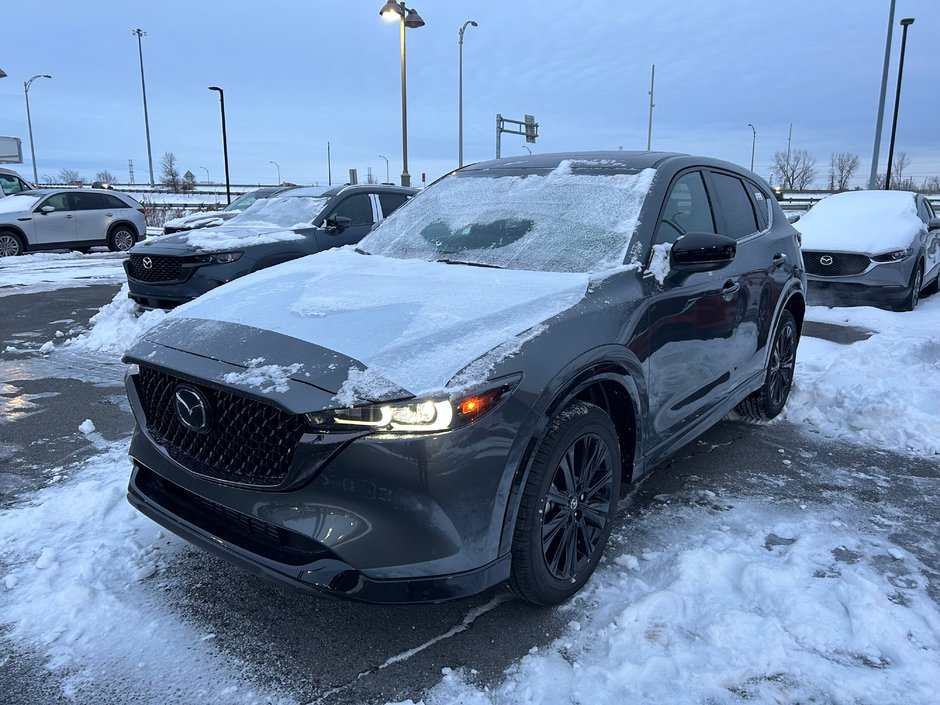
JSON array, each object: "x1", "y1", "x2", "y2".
[{"x1": 1, "y1": 285, "x2": 937, "y2": 705}]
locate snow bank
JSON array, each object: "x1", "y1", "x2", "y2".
[
  {"x1": 0, "y1": 251, "x2": 126, "y2": 296},
  {"x1": 785, "y1": 296, "x2": 940, "y2": 455},
  {"x1": 65, "y1": 284, "x2": 167, "y2": 357},
  {"x1": 798, "y1": 190, "x2": 923, "y2": 255}
]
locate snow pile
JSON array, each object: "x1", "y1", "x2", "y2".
[
  {"x1": 65, "y1": 284, "x2": 167, "y2": 357},
  {"x1": 409, "y1": 497, "x2": 940, "y2": 705},
  {"x1": 221, "y1": 358, "x2": 303, "y2": 393},
  {"x1": 78, "y1": 419, "x2": 96, "y2": 434},
  {"x1": 798, "y1": 190, "x2": 923, "y2": 255},
  {"x1": 0, "y1": 251, "x2": 126, "y2": 296},
  {"x1": 0, "y1": 442, "x2": 290, "y2": 704},
  {"x1": 785, "y1": 296, "x2": 940, "y2": 455}
]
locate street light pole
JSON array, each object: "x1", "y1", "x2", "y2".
[
  {"x1": 200, "y1": 166, "x2": 209, "y2": 184},
  {"x1": 884, "y1": 17, "x2": 914, "y2": 191},
  {"x1": 24, "y1": 74, "x2": 51, "y2": 184},
  {"x1": 381, "y1": 1, "x2": 425, "y2": 188},
  {"x1": 208, "y1": 86, "x2": 231, "y2": 204},
  {"x1": 868, "y1": 0, "x2": 897, "y2": 189},
  {"x1": 646, "y1": 64, "x2": 655, "y2": 151},
  {"x1": 458, "y1": 19, "x2": 477, "y2": 168},
  {"x1": 378, "y1": 154, "x2": 389, "y2": 183},
  {"x1": 132, "y1": 28, "x2": 155, "y2": 186},
  {"x1": 269, "y1": 160, "x2": 281, "y2": 185},
  {"x1": 747, "y1": 123, "x2": 756, "y2": 172}
]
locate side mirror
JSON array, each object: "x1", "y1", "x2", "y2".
[
  {"x1": 786, "y1": 213, "x2": 801, "y2": 224},
  {"x1": 670, "y1": 232, "x2": 736, "y2": 273},
  {"x1": 928, "y1": 217, "x2": 940, "y2": 231},
  {"x1": 40, "y1": 205, "x2": 55, "y2": 214},
  {"x1": 326, "y1": 215, "x2": 353, "y2": 231}
]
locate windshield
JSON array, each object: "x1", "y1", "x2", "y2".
[
  {"x1": 225, "y1": 190, "x2": 264, "y2": 212},
  {"x1": 227, "y1": 193, "x2": 330, "y2": 229},
  {"x1": 359, "y1": 163, "x2": 656, "y2": 273},
  {"x1": 0, "y1": 192, "x2": 42, "y2": 215}
]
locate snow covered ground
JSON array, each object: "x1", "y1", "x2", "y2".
[
  {"x1": 2, "y1": 273, "x2": 939, "y2": 703},
  {"x1": 0, "y1": 251, "x2": 127, "y2": 297}
]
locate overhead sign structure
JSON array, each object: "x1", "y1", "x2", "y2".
[
  {"x1": 0, "y1": 137, "x2": 24, "y2": 164},
  {"x1": 495, "y1": 114, "x2": 539, "y2": 159}
]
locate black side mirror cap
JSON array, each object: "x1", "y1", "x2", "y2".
[
  {"x1": 928, "y1": 217, "x2": 940, "y2": 231},
  {"x1": 326, "y1": 215, "x2": 353, "y2": 230},
  {"x1": 670, "y1": 232, "x2": 736, "y2": 273}
]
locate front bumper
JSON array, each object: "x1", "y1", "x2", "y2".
[
  {"x1": 805, "y1": 256, "x2": 915, "y2": 306},
  {"x1": 124, "y1": 259, "x2": 252, "y2": 309}
]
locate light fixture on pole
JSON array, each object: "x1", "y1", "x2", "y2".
[
  {"x1": 521, "y1": 145, "x2": 531, "y2": 155},
  {"x1": 884, "y1": 17, "x2": 914, "y2": 191},
  {"x1": 378, "y1": 154, "x2": 390, "y2": 183},
  {"x1": 747, "y1": 123, "x2": 756, "y2": 172},
  {"x1": 380, "y1": 1, "x2": 425, "y2": 188},
  {"x1": 269, "y1": 160, "x2": 281, "y2": 185},
  {"x1": 24, "y1": 74, "x2": 52, "y2": 184},
  {"x1": 0, "y1": 68, "x2": 8, "y2": 79},
  {"x1": 132, "y1": 28, "x2": 155, "y2": 186},
  {"x1": 208, "y1": 86, "x2": 231, "y2": 204},
  {"x1": 458, "y1": 19, "x2": 477, "y2": 168},
  {"x1": 868, "y1": 0, "x2": 897, "y2": 189}
]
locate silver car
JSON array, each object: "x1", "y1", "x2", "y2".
[
  {"x1": 0, "y1": 167, "x2": 34, "y2": 197},
  {"x1": 0, "y1": 188, "x2": 147, "y2": 257}
]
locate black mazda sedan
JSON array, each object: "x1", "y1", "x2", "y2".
[{"x1": 123, "y1": 152, "x2": 805, "y2": 605}]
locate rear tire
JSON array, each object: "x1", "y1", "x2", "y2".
[
  {"x1": 108, "y1": 225, "x2": 137, "y2": 252},
  {"x1": 736, "y1": 310, "x2": 797, "y2": 420},
  {"x1": 0, "y1": 231, "x2": 24, "y2": 257},
  {"x1": 509, "y1": 401, "x2": 621, "y2": 606}
]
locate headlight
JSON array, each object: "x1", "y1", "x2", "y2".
[
  {"x1": 306, "y1": 377, "x2": 519, "y2": 434},
  {"x1": 193, "y1": 251, "x2": 243, "y2": 264},
  {"x1": 871, "y1": 248, "x2": 912, "y2": 262}
]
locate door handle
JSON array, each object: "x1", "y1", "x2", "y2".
[
  {"x1": 721, "y1": 280, "x2": 740, "y2": 300},
  {"x1": 772, "y1": 253, "x2": 788, "y2": 266},
  {"x1": 105, "y1": 213, "x2": 114, "y2": 217},
  {"x1": 65, "y1": 214, "x2": 74, "y2": 219}
]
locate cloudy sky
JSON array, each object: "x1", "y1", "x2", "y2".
[{"x1": 1, "y1": 0, "x2": 937, "y2": 189}]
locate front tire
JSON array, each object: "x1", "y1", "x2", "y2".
[
  {"x1": 736, "y1": 310, "x2": 797, "y2": 420},
  {"x1": 108, "y1": 225, "x2": 137, "y2": 252},
  {"x1": 0, "y1": 231, "x2": 24, "y2": 257},
  {"x1": 509, "y1": 401, "x2": 621, "y2": 606},
  {"x1": 899, "y1": 263, "x2": 923, "y2": 312}
]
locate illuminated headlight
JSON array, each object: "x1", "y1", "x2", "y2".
[
  {"x1": 306, "y1": 377, "x2": 519, "y2": 434},
  {"x1": 872, "y1": 248, "x2": 912, "y2": 263},
  {"x1": 194, "y1": 251, "x2": 243, "y2": 264}
]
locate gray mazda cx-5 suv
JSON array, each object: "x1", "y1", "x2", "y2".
[{"x1": 123, "y1": 152, "x2": 805, "y2": 605}]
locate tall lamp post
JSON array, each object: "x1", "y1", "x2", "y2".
[
  {"x1": 269, "y1": 160, "x2": 281, "y2": 185},
  {"x1": 378, "y1": 154, "x2": 389, "y2": 183},
  {"x1": 884, "y1": 17, "x2": 914, "y2": 191},
  {"x1": 458, "y1": 19, "x2": 477, "y2": 168},
  {"x1": 380, "y1": 1, "x2": 425, "y2": 188},
  {"x1": 132, "y1": 29, "x2": 155, "y2": 186},
  {"x1": 747, "y1": 123, "x2": 756, "y2": 172},
  {"x1": 24, "y1": 74, "x2": 51, "y2": 184},
  {"x1": 200, "y1": 166, "x2": 209, "y2": 184},
  {"x1": 868, "y1": 0, "x2": 897, "y2": 189},
  {"x1": 208, "y1": 86, "x2": 231, "y2": 204}
]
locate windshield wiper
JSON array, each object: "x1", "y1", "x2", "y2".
[
  {"x1": 354, "y1": 247, "x2": 371, "y2": 255},
  {"x1": 435, "y1": 258, "x2": 504, "y2": 269}
]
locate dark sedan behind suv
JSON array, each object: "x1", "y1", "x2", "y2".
[
  {"x1": 125, "y1": 183, "x2": 415, "y2": 309},
  {"x1": 123, "y1": 152, "x2": 805, "y2": 605}
]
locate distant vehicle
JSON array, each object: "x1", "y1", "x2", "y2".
[
  {"x1": 798, "y1": 190, "x2": 940, "y2": 311},
  {"x1": 0, "y1": 188, "x2": 147, "y2": 257},
  {"x1": 125, "y1": 183, "x2": 416, "y2": 309},
  {"x1": 162, "y1": 187, "x2": 292, "y2": 235},
  {"x1": 0, "y1": 167, "x2": 33, "y2": 197}
]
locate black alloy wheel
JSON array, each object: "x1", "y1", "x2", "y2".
[
  {"x1": 736, "y1": 309, "x2": 797, "y2": 420},
  {"x1": 510, "y1": 401, "x2": 622, "y2": 605}
]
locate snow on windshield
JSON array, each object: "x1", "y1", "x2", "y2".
[
  {"x1": 797, "y1": 190, "x2": 923, "y2": 255},
  {"x1": 228, "y1": 194, "x2": 329, "y2": 229},
  {"x1": 361, "y1": 164, "x2": 657, "y2": 273},
  {"x1": 0, "y1": 193, "x2": 41, "y2": 214}
]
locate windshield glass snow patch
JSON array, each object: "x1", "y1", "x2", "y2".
[
  {"x1": 229, "y1": 195, "x2": 330, "y2": 229},
  {"x1": 360, "y1": 165, "x2": 656, "y2": 273}
]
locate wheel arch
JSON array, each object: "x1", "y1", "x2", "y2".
[
  {"x1": 109, "y1": 219, "x2": 140, "y2": 239},
  {"x1": 0, "y1": 225, "x2": 29, "y2": 251}
]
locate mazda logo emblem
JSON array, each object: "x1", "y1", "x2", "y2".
[
  {"x1": 819, "y1": 255, "x2": 833, "y2": 266},
  {"x1": 142, "y1": 257, "x2": 153, "y2": 269},
  {"x1": 174, "y1": 385, "x2": 211, "y2": 433}
]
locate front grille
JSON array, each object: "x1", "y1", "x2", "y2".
[
  {"x1": 128, "y1": 254, "x2": 184, "y2": 282},
  {"x1": 803, "y1": 252, "x2": 871, "y2": 277},
  {"x1": 135, "y1": 366, "x2": 308, "y2": 487}
]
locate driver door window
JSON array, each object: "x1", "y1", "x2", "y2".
[
  {"x1": 654, "y1": 172, "x2": 715, "y2": 246},
  {"x1": 328, "y1": 195, "x2": 374, "y2": 226}
]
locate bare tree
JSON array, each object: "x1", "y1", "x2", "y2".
[
  {"x1": 889, "y1": 152, "x2": 912, "y2": 190},
  {"x1": 828, "y1": 152, "x2": 860, "y2": 191},
  {"x1": 924, "y1": 175, "x2": 940, "y2": 193},
  {"x1": 160, "y1": 151, "x2": 181, "y2": 192},
  {"x1": 57, "y1": 167, "x2": 84, "y2": 184},
  {"x1": 772, "y1": 148, "x2": 817, "y2": 190},
  {"x1": 95, "y1": 170, "x2": 117, "y2": 184}
]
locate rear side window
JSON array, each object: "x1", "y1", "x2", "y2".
[
  {"x1": 378, "y1": 193, "x2": 409, "y2": 219},
  {"x1": 745, "y1": 179, "x2": 770, "y2": 230},
  {"x1": 329, "y1": 194, "x2": 374, "y2": 226},
  {"x1": 654, "y1": 171, "x2": 715, "y2": 245},
  {"x1": 69, "y1": 192, "x2": 106, "y2": 210},
  {"x1": 101, "y1": 194, "x2": 131, "y2": 209},
  {"x1": 710, "y1": 172, "x2": 759, "y2": 239}
]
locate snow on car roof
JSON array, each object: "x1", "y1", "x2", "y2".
[{"x1": 797, "y1": 190, "x2": 923, "y2": 255}]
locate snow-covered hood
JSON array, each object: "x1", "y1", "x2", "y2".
[
  {"x1": 798, "y1": 191, "x2": 924, "y2": 256},
  {"x1": 158, "y1": 247, "x2": 590, "y2": 401},
  {"x1": 133, "y1": 224, "x2": 306, "y2": 254}
]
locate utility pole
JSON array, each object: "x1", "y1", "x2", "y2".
[
  {"x1": 868, "y1": 0, "x2": 897, "y2": 189},
  {"x1": 133, "y1": 28, "x2": 155, "y2": 185},
  {"x1": 785, "y1": 123, "x2": 792, "y2": 188},
  {"x1": 327, "y1": 142, "x2": 332, "y2": 186},
  {"x1": 458, "y1": 20, "x2": 478, "y2": 167},
  {"x1": 647, "y1": 64, "x2": 655, "y2": 151},
  {"x1": 885, "y1": 17, "x2": 915, "y2": 191}
]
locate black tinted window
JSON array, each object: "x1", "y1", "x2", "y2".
[
  {"x1": 378, "y1": 193, "x2": 409, "y2": 218},
  {"x1": 69, "y1": 192, "x2": 106, "y2": 210},
  {"x1": 745, "y1": 179, "x2": 770, "y2": 230},
  {"x1": 329, "y1": 194, "x2": 373, "y2": 226},
  {"x1": 711, "y1": 173, "x2": 758, "y2": 239},
  {"x1": 101, "y1": 194, "x2": 130, "y2": 209},
  {"x1": 655, "y1": 171, "x2": 715, "y2": 245}
]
